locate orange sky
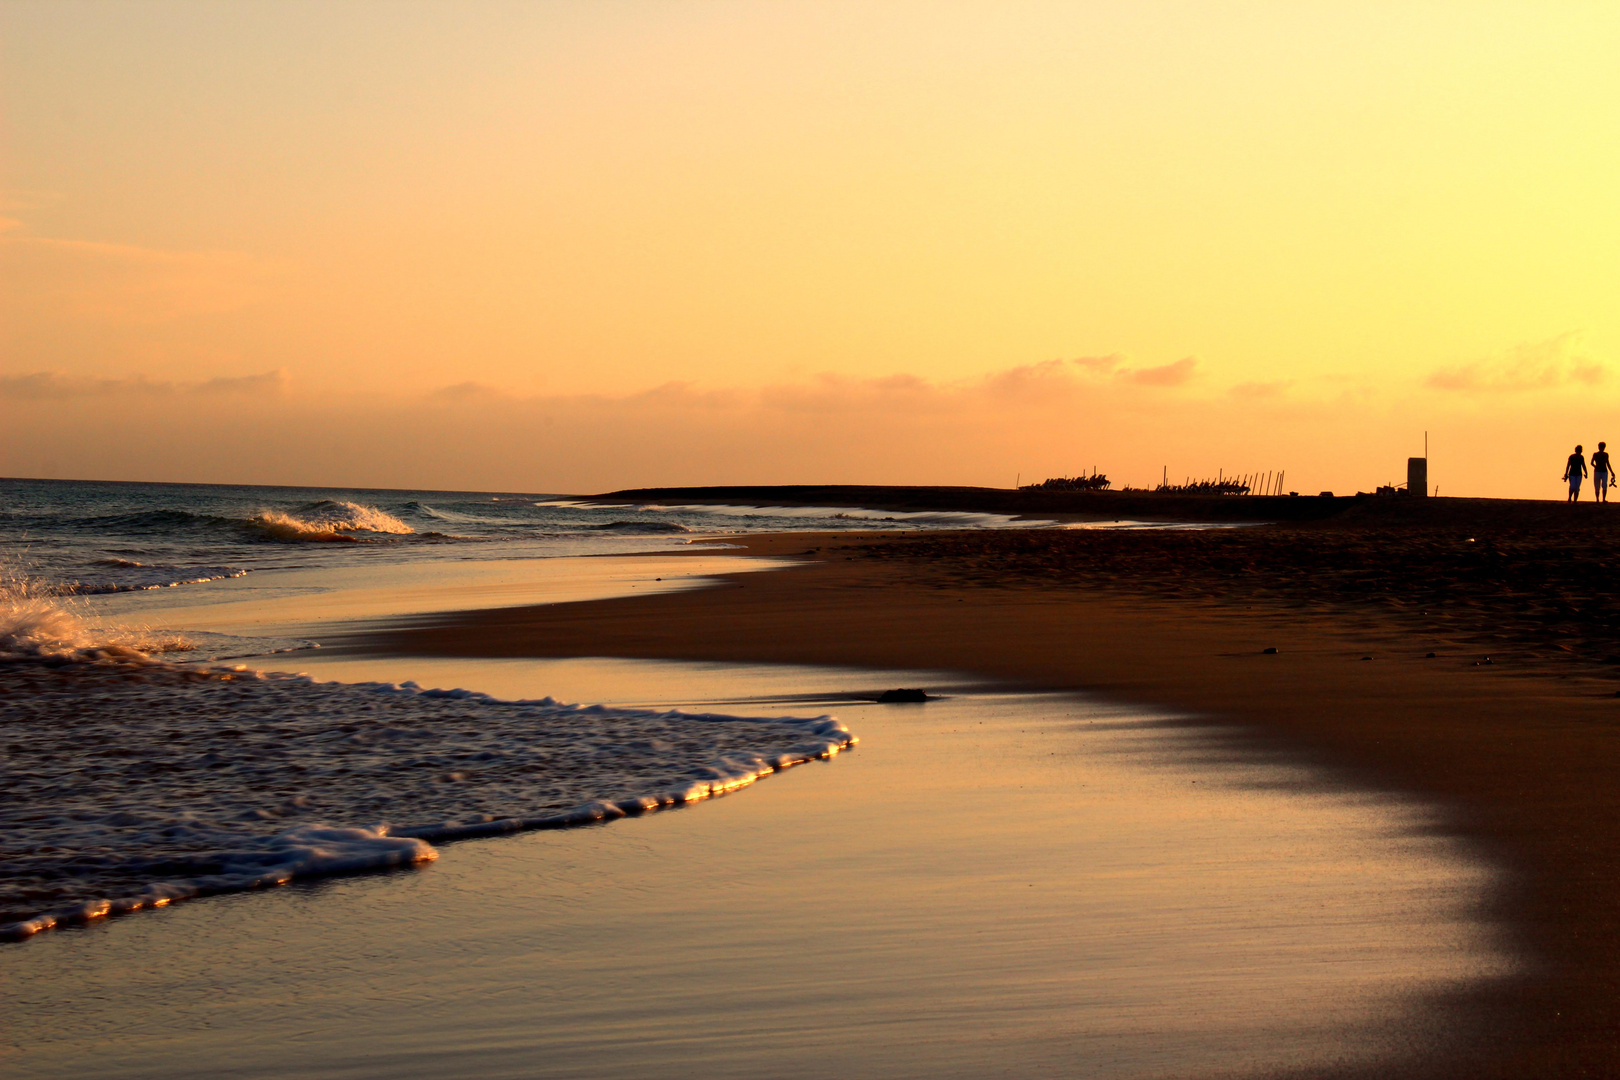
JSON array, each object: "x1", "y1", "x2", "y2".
[{"x1": 3, "y1": 2, "x2": 1618, "y2": 497}]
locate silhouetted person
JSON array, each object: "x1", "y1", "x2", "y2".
[
  {"x1": 1565, "y1": 445, "x2": 1588, "y2": 502},
  {"x1": 1594, "y1": 442, "x2": 1616, "y2": 503}
]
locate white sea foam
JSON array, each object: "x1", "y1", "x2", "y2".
[
  {"x1": 0, "y1": 573, "x2": 190, "y2": 660},
  {"x1": 0, "y1": 587, "x2": 92, "y2": 659},
  {"x1": 0, "y1": 656, "x2": 856, "y2": 942},
  {"x1": 246, "y1": 500, "x2": 414, "y2": 542},
  {"x1": 401, "y1": 501, "x2": 512, "y2": 527},
  {"x1": 1, "y1": 825, "x2": 434, "y2": 942},
  {"x1": 75, "y1": 559, "x2": 250, "y2": 592}
]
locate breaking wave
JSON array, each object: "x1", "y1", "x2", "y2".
[
  {"x1": 244, "y1": 500, "x2": 414, "y2": 542},
  {"x1": 71, "y1": 500, "x2": 414, "y2": 544},
  {"x1": 0, "y1": 573, "x2": 192, "y2": 661}
]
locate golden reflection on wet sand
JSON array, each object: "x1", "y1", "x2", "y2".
[
  {"x1": 81, "y1": 554, "x2": 792, "y2": 637},
  {"x1": 4, "y1": 657, "x2": 1513, "y2": 1080}
]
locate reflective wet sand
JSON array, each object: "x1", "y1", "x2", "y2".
[
  {"x1": 5, "y1": 657, "x2": 1513, "y2": 1080},
  {"x1": 82, "y1": 553, "x2": 790, "y2": 638}
]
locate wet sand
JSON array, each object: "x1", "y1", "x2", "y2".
[
  {"x1": 5, "y1": 665, "x2": 1506, "y2": 1080},
  {"x1": 349, "y1": 512, "x2": 1620, "y2": 1079}
]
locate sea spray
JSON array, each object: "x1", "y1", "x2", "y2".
[
  {"x1": 245, "y1": 500, "x2": 415, "y2": 542},
  {"x1": 0, "y1": 569, "x2": 196, "y2": 662}
]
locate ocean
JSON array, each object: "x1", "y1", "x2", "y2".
[
  {"x1": 0, "y1": 476, "x2": 1050, "y2": 600},
  {"x1": 0, "y1": 477, "x2": 1051, "y2": 942},
  {"x1": 1, "y1": 478, "x2": 1512, "y2": 1077}
]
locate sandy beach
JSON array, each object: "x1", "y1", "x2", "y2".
[
  {"x1": 6, "y1": 660, "x2": 1505, "y2": 1080},
  {"x1": 9, "y1": 485, "x2": 1616, "y2": 1078},
  {"x1": 346, "y1": 492, "x2": 1620, "y2": 1078}
]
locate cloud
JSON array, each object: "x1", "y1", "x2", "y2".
[
  {"x1": 0, "y1": 372, "x2": 173, "y2": 400},
  {"x1": 195, "y1": 370, "x2": 286, "y2": 396},
  {"x1": 0, "y1": 370, "x2": 283, "y2": 400},
  {"x1": 5, "y1": 353, "x2": 1598, "y2": 501},
  {"x1": 759, "y1": 372, "x2": 943, "y2": 413},
  {"x1": 0, "y1": 372, "x2": 79, "y2": 400},
  {"x1": 0, "y1": 358, "x2": 1234, "y2": 492},
  {"x1": 1059, "y1": 353, "x2": 1199, "y2": 387},
  {"x1": 1071, "y1": 354, "x2": 1125, "y2": 374},
  {"x1": 1230, "y1": 380, "x2": 1292, "y2": 399},
  {"x1": 1426, "y1": 333, "x2": 1606, "y2": 392},
  {"x1": 569, "y1": 356, "x2": 1207, "y2": 420},
  {"x1": 1120, "y1": 356, "x2": 1198, "y2": 386},
  {"x1": 431, "y1": 380, "x2": 503, "y2": 401},
  {"x1": 976, "y1": 360, "x2": 1083, "y2": 403}
]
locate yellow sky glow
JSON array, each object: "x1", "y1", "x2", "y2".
[{"x1": 3, "y1": 2, "x2": 1619, "y2": 497}]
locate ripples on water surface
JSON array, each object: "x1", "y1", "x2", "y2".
[
  {"x1": 0, "y1": 477, "x2": 1066, "y2": 597},
  {"x1": 0, "y1": 657, "x2": 853, "y2": 942},
  {"x1": 5, "y1": 659, "x2": 1515, "y2": 1080}
]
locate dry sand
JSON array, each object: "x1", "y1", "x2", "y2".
[{"x1": 348, "y1": 500, "x2": 1620, "y2": 1079}]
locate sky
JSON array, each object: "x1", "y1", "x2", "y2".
[{"x1": 3, "y1": 1, "x2": 1619, "y2": 497}]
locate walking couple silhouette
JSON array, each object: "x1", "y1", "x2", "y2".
[{"x1": 1565, "y1": 443, "x2": 1616, "y2": 502}]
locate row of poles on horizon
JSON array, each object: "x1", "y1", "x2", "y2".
[
  {"x1": 1018, "y1": 467, "x2": 1287, "y2": 495},
  {"x1": 1155, "y1": 467, "x2": 1286, "y2": 496}
]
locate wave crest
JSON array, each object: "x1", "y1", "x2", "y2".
[{"x1": 245, "y1": 501, "x2": 414, "y2": 543}]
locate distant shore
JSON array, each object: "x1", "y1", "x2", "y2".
[
  {"x1": 345, "y1": 489, "x2": 1620, "y2": 1078},
  {"x1": 591, "y1": 481, "x2": 1620, "y2": 528}
]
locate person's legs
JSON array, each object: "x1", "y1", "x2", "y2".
[
  {"x1": 1570, "y1": 476, "x2": 1583, "y2": 502},
  {"x1": 1599, "y1": 475, "x2": 1610, "y2": 503}
]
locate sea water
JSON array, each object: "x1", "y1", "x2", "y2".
[
  {"x1": 0, "y1": 476, "x2": 1065, "y2": 599},
  {"x1": 0, "y1": 478, "x2": 1517, "y2": 1076},
  {"x1": 0, "y1": 477, "x2": 1060, "y2": 939}
]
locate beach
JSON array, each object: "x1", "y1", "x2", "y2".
[
  {"x1": 6, "y1": 483, "x2": 1615, "y2": 1077},
  {"x1": 15, "y1": 5, "x2": 1620, "y2": 1075},
  {"x1": 6, "y1": 661, "x2": 1505, "y2": 1080},
  {"x1": 346, "y1": 496, "x2": 1620, "y2": 1078}
]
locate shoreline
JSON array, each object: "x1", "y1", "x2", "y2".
[
  {"x1": 589, "y1": 482, "x2": 1620, "y2": 527},
  {"x1": 7, "y1": 664, "x2": 1494, "y2": 1080},
  {"x1": 338, "y1": 526, "x2": 1620, "y2": 1078}
]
